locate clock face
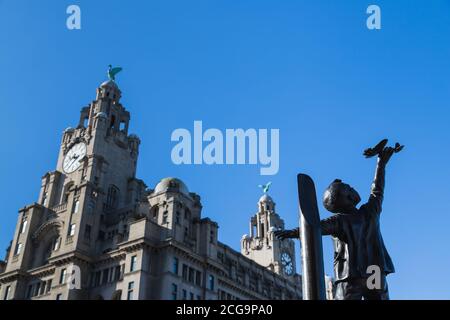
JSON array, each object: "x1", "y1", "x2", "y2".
[
  {"x1": 281, "y1": 252, "x2": 294, "y2": 276},
  {"x1": 63, "y1": 142, "x2": 87, "y2": 174}
]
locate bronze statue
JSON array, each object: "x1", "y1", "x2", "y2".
[
  {"x1": 275, "y1": 139, "x2": 403, "y2": 300},
  {"x1": 107, "y1": 64, "x2": 122, "y2": 81}
]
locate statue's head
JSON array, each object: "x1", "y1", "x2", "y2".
[{"x1": 323, "y1": 179, "x2": 361, "y2": 213}]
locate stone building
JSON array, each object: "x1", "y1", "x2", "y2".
[{"x1": 0, "y1": 78, "x2": 331, "y2": 300}]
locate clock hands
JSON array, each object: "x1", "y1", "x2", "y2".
[
  {"x1": 67, "y1": 154, "x2": 80, "y2": 170},
  {"x1": 63, "y1": 142, "x2": 87, "y2": 174},
  {"x1": 281, "y1": 252, "x2": 294, "y2": 275}
]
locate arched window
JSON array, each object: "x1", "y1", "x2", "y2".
[
  {"x1": 41, "y1": 235, "x2": 60, "y2": 266},
  {"x1": 62, "y1": 182, "x2": 74, "y2": 204},
  {"x1": 119, "y1": 121, "x2": 126, "y2": 132},
  {"x1": 110, "y1": 114, "x2": 116, "y2": 129},
  {"x1": 162, "y1": 211, "x2": 168, "y2": 224},
  {"x1": 106, "y1": 185, "x2": 119, "y2": 210},
  {"x1": 150, "y1": 205, "x2": 159, "y2": 220},
  {"x1": 184, "y1": 208, "x2": 191, "y2": 220}
]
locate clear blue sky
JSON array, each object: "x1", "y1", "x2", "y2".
[{"x1": 1, "y1": 0, "x2": 449, "y2": 299}]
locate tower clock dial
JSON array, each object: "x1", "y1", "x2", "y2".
[
  {"x1": 63, "y1": 142, "x2": 87, "y2": 173},
  {"x1": 281, "y1": 252, "x2": 294, "y2": 276}
]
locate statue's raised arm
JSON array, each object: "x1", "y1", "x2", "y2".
[{"x1": 363, "y1": 139, "x2": 404, "y2": 212}]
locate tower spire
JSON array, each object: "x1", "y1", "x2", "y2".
[{"x1": 241, "y1": 190, "x2": 296, "y2": 277}]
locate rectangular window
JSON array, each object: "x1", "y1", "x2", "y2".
[
  {"x1": 188, "y1": 267, "x2": 194, "y2": 283},
  {"x1": 20, "y1": 219, "x2": 28, "y2": 234},
  {"x1": 197, "y1": 295, "x2": 201, "y2": 300},
  {"x1": 94, "y1": 271, "x2": 101, "y2": 286},
  {"x1": 53, "y1": 238, "x2": 60, "y2": 251},
  {"x1": 130, "y1": 255, "x2": 137, "y2": 272},
  {"x1": 42, "y1": 192, "x2": 48, "y2": 206},
  {"x1": 209, "y1": 275, "x2": 215, "y2": 291},
  {"x1": 46, "y1": 280, "x2": 52, "y2": 293},
  {"x1": 182, "y1": 264, "x2": 188, "y2": 281},
  {"x1": 3, "y1": 286, "x2": 10, "y2": 300},
  {"x1": 171, "y1": 283, "x2": 177, "y2": 301},
  {"x1": 14, "y1": 242, "x2": 23, "y2": 255},
  {"x1": 127, "y1": 282, "x2": 134, "y2": 300},
  {"x1": 108, "y1": 267, "x2": 114, "y2": 282},
  {"x1": 182, "y1": 289, "x2": 187, "y2": 300},
  {"x1": 88, "y1": 200, "x2": 95, "y2": 214},
  {"x1": 34, "y1": 282, "x2": 41, "y2": 296},
  {"x1": 72, "y1": 200, "x2": 80, "y2": 214},
  {"x1": 56, "y1": 293, "x2": 62, "y2": 300},
  {"x1": 69, "y1": 224, "x2": 76, "y2": 236},
  {"x1": 162, "y1": 211, "x2": 168, "y2": 224},
  {"x1": 40, "y1": 281, "x2": 46, "y2": 295},
  {"x1": 102, "y1": 269, "x2": 109, "y2": 285},
  {"x1": 59, "y1": 269, "x2": 67, "y2": 284},
  {"x1": 190, "y1": 292, "x2": 194, "y2": 300},
  {"x1": 114, "y1": 265, "x2": 121, "y2": 281},
  {"x1": 84, "y1": 225, "x2": 91, "y2": 241},
  {"x1": 195, "y1": 270, "x2": 201, "y2": 286},
  {"x1": 27, "y1": 285, "x2": 33, "y2": 299},
  {"x1": 173, "y1": 257, "x2": 179, "y2": 275}
]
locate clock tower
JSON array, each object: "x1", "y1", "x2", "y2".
[
  {"x1": 241, "y1": 193, "x2": 297, "y2": 278},
  {"x1": 2, "y1": 77, "x2": 146, "y2": 299},
  {"x1": 47, "y1": 78, "x2": 145, "y2": 255}
]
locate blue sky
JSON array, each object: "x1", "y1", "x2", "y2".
[{"x1": 1, "y1": 0, "x2": 449, "y2": 299}]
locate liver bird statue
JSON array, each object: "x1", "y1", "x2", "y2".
[
  {"x1": 258, "y1": 181, "x2": 272, "y2": 194},
  {"x1": 107, "y1": 65, "x2": 123, "y2": 81}
]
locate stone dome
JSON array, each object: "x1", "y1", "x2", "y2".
[
  {"x1": 100, "y1": 80, "x2": 119, "y2": 89},
  {"x1": 259, "y1": 194, "x2": 274, "y2": 203},
  {"x1": 154, "y1": 177, "x2": 190, "y2": 196}
]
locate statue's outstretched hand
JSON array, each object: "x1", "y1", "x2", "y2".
[
  {"x1": 379, "y1": 146, "x2": 394, "y2": 164},
  {"x1": 274, "y1": 228, "x2": 300, "y2": 240},
  {"x1": 364, "y1": 139, "x2": 403, "y2": 164},
  {"x1": 379, "y1": 143, "x2": 403, "y2": 164}
]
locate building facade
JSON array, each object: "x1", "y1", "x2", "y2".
[{"x1": 0, "y1": 79, "x2": 331, "y2": 300}]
